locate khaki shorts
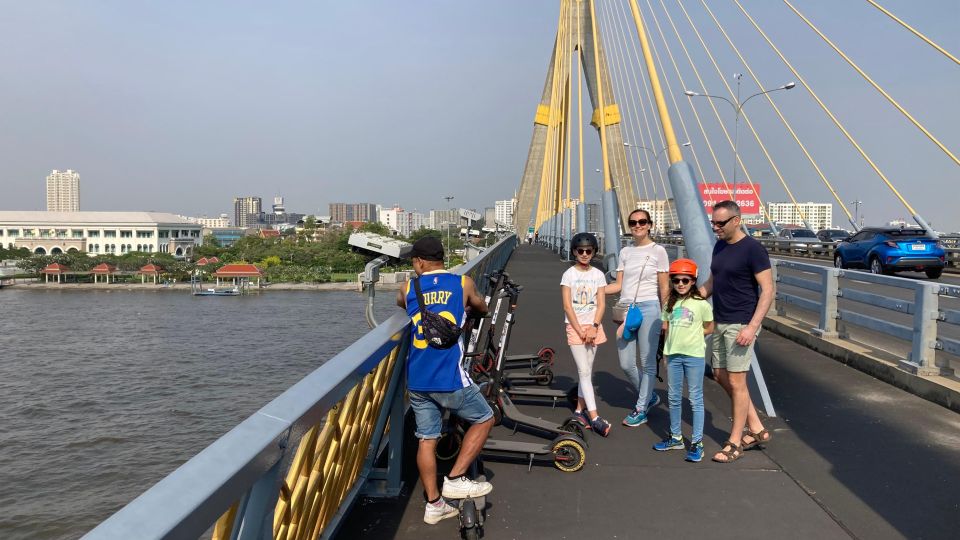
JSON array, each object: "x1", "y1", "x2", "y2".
[{"x1": 712, "y1": 323, "x2": 757, "y2": 373}]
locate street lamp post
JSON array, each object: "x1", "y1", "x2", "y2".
[
  {"x1": 685, "y1": 77, "x2": 795, "y2": 231},
  {"x1": 850, "y1": 199, "x2": 863, "y2": 229},
  {"x1": 443, "y1": 195, "x2": 454, "y2": 266}
]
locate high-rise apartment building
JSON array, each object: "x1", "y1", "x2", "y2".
[
  {"x1": 46, "y1": 169, "x2": 80, "y2": 212},
  {"x1": 233, "y1": 196, "x2": 262, "y2": 227},
  {"x1": 495, "y1": 198, "x2": 517, "y2": 227},
  {"x1": 767, "y1": 202, "x2": 833, "y2": 231},
  {"x1": 636, "y1": 199, "x2": 679, "y2": 233},
  {"x1": 272, "y1": 196, "x2": 285, "y2": 215},
  {"x1": 329, "y1": 203, "x2": 378, "y2": 224}
]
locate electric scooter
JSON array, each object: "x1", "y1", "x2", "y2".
[
  {"x1": 465, "y1": 276, "x2": 577, "y2": 408},
  {"x1": 464, "y1": 271, "x2": 555, "y2": 385},
  {"x1": 438, "y1": 281, "x2": 588, "y2": 476}
]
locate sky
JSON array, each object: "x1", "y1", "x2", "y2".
[{"x1": 0, "y1": 1, "x2": 957, "y2": 230}]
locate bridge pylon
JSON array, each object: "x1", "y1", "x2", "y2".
[{"x1": 514, "y1": 0, "x2": 637, "y2": 267}]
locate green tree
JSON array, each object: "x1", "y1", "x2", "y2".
[
  {"x1": 304, "y1": 215, "x2": 317, "y2": 230},
  {"x1": 359, "y1": 221, "x2": 391, "y2": 236},
  {"x1": 408, "y1": 228, "x2": 442, "y2": 242}
]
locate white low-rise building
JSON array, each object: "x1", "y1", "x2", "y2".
[{"x1": 0, "y1": 211, "x2": 202, "y2": 259}]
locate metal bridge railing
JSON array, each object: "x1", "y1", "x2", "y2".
[
  {"x1": 657, "y1": 235, "x2": 960, "y2": 271},
  {"x1": 83, "y1": 234, "x2": 518, "y2": 540},
  {"x1": 771, "y1": 259, "x2": 958, "y2": 378}
]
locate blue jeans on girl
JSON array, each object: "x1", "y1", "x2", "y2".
[
  {"x1": 616, "y1": 300, "x2": 662, "y2": 413},
  {"x1": 666, "y1": 354, "x2": 705, "y2": 442}
]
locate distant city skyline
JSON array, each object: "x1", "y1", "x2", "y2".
[{"x1": 0, "y1": 2, "x2": 956, "y2": 230}]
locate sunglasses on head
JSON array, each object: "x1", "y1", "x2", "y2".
[
  {"x1": 628, "y1": 219, "x2": 651, "y2": 227},
  {"x1": 671, "y1": 277, "x2": 693, "y2": 285},
  {"x1": 710, "y1": 215, "x2": 738, "y2": 228},
  {"x1": 575, "y1": 248, "x2": 594, "y2": 255}
]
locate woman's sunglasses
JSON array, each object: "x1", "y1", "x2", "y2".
[
  {"x1": 575, "y1": 248, "x2": 594, "y2": 255},
  {"x1": 671, "y1": 277, "x2": 693, "y2": 285},
  {"x1": 628, "y1": 219, "x2": 651, "y2": 227}
]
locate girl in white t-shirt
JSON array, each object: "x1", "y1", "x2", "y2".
[{"x1": 560, "y1": 232, "x2": 612, "y2": 436}]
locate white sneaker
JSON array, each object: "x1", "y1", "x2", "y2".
[
  {"x1": 423, "y1": 499, "x2": 459, "y2": 525},
  {"x1": 441, "y1": 475, "x2": 493, "y2": 499}
]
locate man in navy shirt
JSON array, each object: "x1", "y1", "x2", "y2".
[{"x1": 699, "y1": 200, "x2": 775, "y2": 463}]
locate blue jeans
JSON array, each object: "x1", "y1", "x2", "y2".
[
  {"x1": 409, "y1": 384, "x2": 493, "y2": 439},
  {"x1": 666, "y1": 354, "x2": 705, "y2": 442},
  {"x1": 616, "y1": 300, "x2": 662, "y2": 412}
]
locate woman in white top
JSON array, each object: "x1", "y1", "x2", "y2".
[{"x1": 604, "y1": 209, "x2": 670, "y2": 427}]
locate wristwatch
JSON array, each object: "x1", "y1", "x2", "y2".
[{"x1": 592, "y1": 322, "x2": 600, "y2": 328}]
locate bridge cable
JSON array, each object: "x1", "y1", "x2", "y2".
[
  {"x1": 697, "y1": 0, "x2": 857, "y2": 230},
  {"x1": 577, "y1": 1, "x2": 586, "y2": 202},
  {"x1": 630, "y1": 0, "x2": 732, "y2": 216},
  {"x1": 604, "y1": 1, "x2": 668, "y2": 208},
  {"x1": 732, "y1": 0, "x2": 928, "y2": 231},
  {"x1": 669, "y1": 1, "x2": 776, "y2": 228},
  {"x1": 865, "y1": 0, "x2": 960, "y2": 66},
  {"x1": 642, "y1": 0, "x2": 731, "y2": 228},
  {"x1": 589, "y1": 0, "x2": 614, "y2": 195},
  {"x1": 609, "y1": 0, "x2": 681, "y2": 224},
  {"x1": 784, "y1": 0, "x2": 960, "y2": 169},
  {"x1": 680, "y1": 1, "x2": 811, "y2": 230},
  {"x1": 616, "y1": 2, "x2": 671, "y2": 200},
  {"x1": 599, "y1": 1, "x2": 653, "y2": 203},
  {"x1": 599, "y1": 0, "x2": 654, "y2": 206},
  {"x1": 548, "y1": 1, "x2": 571, "y2": 223},
  {"x1": 565, "y1": 2, "x2": 575, "y2": 211}
]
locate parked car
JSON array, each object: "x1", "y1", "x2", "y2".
[
  {"x1": 834, "y1": 227, "x2": 945, "y2": 278},
  {"x1": 776, "y1": 228, "x2": 820, "y2": 253},
  {"x1": 817, "y1": 229, "x2": 851, "y2": 243}
]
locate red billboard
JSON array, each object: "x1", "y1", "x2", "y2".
[{"x1": 699, "y1": 183, "x2": 761, "y2": 215}]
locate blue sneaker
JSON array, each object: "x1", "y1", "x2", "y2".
[
  {"x1": 648, "y1": 393, "x2": 661, "y2": 408},
  {"x1": 685, "y1": 440, "x2": 704, "y2": 462},
  {"x1": 590, "y1": 416, "x2": 612, "y2": 437},
  {"x1": 622, "y1": 408, "x2": 648, "y2": 427},
  {"x1": 653, "y1": 435, "x2": 685, "y2": 451},
  {"x1": 572, "y1": 410, "x2": 591, "y2": 429}
]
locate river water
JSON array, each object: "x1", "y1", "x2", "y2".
[{"x1": 0, "y1": 288, "x2": 402, "y2": 540}]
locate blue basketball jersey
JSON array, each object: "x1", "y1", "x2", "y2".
[{"x1": 405, "y1": 271, "x2": 469, "y2": 392}]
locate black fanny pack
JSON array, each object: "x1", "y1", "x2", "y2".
[{"x1": 413, "y1": 277, "x2": 462, "y2": 349}]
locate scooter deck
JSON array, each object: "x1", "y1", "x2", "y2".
[
  {"x1": 506, "y1": 386, "x2": 567, "y2": 399},
  {"x1": 483, "y1": 438, "x2": 551, "y2": 454}
]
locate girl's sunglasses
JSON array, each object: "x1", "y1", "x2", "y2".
[
  {"x1": 628, "y1": 219, "x2": 651, "y2": 227},
  {"x1": 575, "y1": 248, "x2": 594, "y2": 255},
  {"x1": 671, "y1": 277, "x2": 693, "y2": 285}
]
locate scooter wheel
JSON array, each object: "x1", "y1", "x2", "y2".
[
  {"x1": 537, "y1": 347, "x2": 555, "y2": 364},
  {"x1": 552, "y1": 439, "x2": 586, "y2": 472},
  {"x1": 560, "y1": 418, "x2": 586, "y2": 441},
  {"x1": 436, "y1": 430, "x2": 463, "y2": 462},
  {"x1": 459, "y1": 498, "x2": 479, "y2": 540},
  {"x1": 534, "y1": 364, "x2": 554, "y2": 386}
]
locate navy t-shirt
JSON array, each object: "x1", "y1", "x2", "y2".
[{"x1": 710, "y1": 235, "x2": 771, "y2": 324}]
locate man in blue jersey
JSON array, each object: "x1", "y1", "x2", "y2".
[
  {"x1": 699, "y1": 200, "x2": 775, "y2": 463},
  {"x1": 397, "y1": 236, "x2": 492, "y2": 525}
]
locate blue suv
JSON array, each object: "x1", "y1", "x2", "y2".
[{"x1": 834, "y1": 227, "x2": 945, "y2": 279}]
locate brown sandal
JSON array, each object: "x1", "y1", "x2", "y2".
[
  {"x1": 711, "y1": 440, "x2": 743, "y2": 463},
  {"x1": 741, "y1": 429, "x2": 772, "y2": 451}
]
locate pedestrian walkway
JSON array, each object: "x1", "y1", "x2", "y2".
[{"x1": 338, "y1": 244, "x2": 960, "y2": 540}]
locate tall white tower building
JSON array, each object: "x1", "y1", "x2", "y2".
[{"x1": 46, "y1": 169, "x2": 80, "y2": 212}]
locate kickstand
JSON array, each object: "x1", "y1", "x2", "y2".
[
  {"x1": 527, "y1": 453, "x2": 534, "y2": 472},
  {"x1": 551, "y1": 397, "x2": 558, "y2": 409}
]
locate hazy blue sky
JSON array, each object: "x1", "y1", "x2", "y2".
[{"x1": 0, "y1": 1, "x2": 957, "y2": 229}]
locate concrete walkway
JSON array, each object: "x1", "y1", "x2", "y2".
[{"x1": 338, "y1": 244, "x2": 960, "y2": 540}]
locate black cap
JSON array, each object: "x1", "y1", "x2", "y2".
[{"x1": 410, "y1": 236, "x2": 444, "y2": 261}]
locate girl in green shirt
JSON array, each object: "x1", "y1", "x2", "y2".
[{"x1": 653, "y1": 259, "x2": 714, "y2": 462}]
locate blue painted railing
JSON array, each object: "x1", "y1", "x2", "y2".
[{"x1": 83, "y1": 235, "x2": 518, "y2": 540}]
